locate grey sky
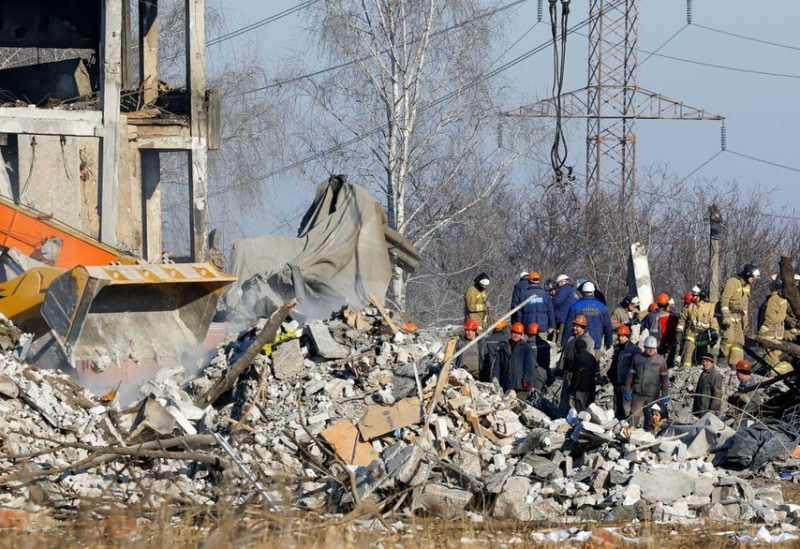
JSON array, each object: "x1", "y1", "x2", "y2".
[{"x1": 209, "y1": 0, "x2": 800, "y2": 235}]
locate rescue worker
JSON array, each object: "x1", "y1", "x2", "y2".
[
  {"x1": 455, "y1": 319, "x2": 483, "y2": 378},
  {"x1": 607, "y1": 325, "x2": 642, "y2": 420},
  {"x1": 728, "y1": 359, "x2": 762, "y2": 417},
  {"x1": 562, "y1": 282, "x2": 613, "y2": 355},
  {"x1": 625, "y1": 336, "x2": 669, "y2": 429},
  {"x1": 639, "y1": 302, "x2": 659, "y2": 324},
  {"x1": 642, "y1": 292, "x2": 678, "y2": 366},
  {"x1": 692, "y1": 353, "x2": 723, "y2": 416},
  {"x1": 720, "y1": 264, "x2": 759, "y2": 368},
  {"x1": 492, "y1": 322, "x2": 536, "y2": 397},
  {"x1": 559, "y1": 314, "x2": 594, "y2": 415},
  {"x1": 611, "y1": 295, "x2": 640, "y2": 330},
  {"x1": 569, "y1": 338, "x2": 597, "y2": 413},
  {"x1": 758, "y1": 276, "x2": 791, "y2": 374},
  {"x1": 678, "y1": 287, "x2": 719, "y2": 368},
  {"x1": 511, "y1": 271, "x2": 530, "y2": 309},
  {"x1": 512, "y1": 272, "x2": 555, "y2": 334},
  {"x1": 481, "y1": 320, "x2": 509, "y2": 382},
  {"x1": 553, "y1": 274, "x2": 579, "y2": 343},
  {"x1": 577, "y1": 276, "x2": 607, "y2": 305},
  {"x1": 649, "y1": 404, "x2": 668, "y2": 436},
  {"x1": 464, "y1": 272, "x2": 491, "y2": 329},
  {"x1": 526, "y1": 323, "x2": 551, "y2": 390}
]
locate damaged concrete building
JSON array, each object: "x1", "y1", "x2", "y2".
[{"x1": 0, "y1": 0, "x2": 218, "y2": 261}]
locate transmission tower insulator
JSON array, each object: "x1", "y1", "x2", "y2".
[
  {"x1": 686, "y1": 0, "x2": 693, "y2": 24},
  {"x1": 538, "y1": 0, "x2": 543, "y2": 23},
  {"x1": 720, "y1": 122, "x2": 727, "y2": 151}
]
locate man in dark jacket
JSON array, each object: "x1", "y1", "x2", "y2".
[
  {"x1": 492, "y1": 322, "x2": 535, "y2": 396},
  {"x1": 607, "y1": 324, "x2": 642, "y2": 420},
  {"x1": 481, "y1": 320, "x2": 509, "y2": 382},
  {"x1": 558, "y1": 314, "x2": 595, "y2": 415},
  {"x1": 693, "y1": 353, "x2": 723, "y2": 416},
  {"x1": 626, "y1": 336, "x2": 669, "y2": 429},
  {"x1": 562, "y1": 282, "x2": 613, "y2": 353},
  {"x1": 512, "y1": 272, "x2": 555, "y2": 333},
  {"x1": 455, "y1": 319, "x2": 483, "y2": 379},
  {"x1": 526, "y1": 323, "x2": 551, "y2": 391},
  {"x1": 569, "y1": 338, "x2": 597, "y2": 412},
  {"x1": 553, "y1": 274, "x2": 579, "y2": 342}
]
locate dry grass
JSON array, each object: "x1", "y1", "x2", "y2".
[{"x1": 0, "y1": 503, "x2": 797, "y2": 548}]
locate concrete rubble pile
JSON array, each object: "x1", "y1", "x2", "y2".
[{"x1": 1, "y1": 308, "x2": 800, "y2": 532}]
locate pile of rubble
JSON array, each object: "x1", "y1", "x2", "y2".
[{"x1": 1, "y1": 306, "x2": 800, "y2": 531}]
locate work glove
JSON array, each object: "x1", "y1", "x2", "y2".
[
  {"x1": 521, "y1": 381, "x2": 530, "y2": 390},
  {"x1": 659, "y1": 396, "x2": 669, "y2": 407},
  {"x1": 721, "y1": 315, "x2": 731, "y2": 330},
  {"x1": 623, "y1": 391, "x2": 632, "y2": 402}
]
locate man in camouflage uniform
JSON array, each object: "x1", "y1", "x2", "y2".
[
  {"x1": 678, "y1": 287, "x2": 719, "y2": 367},
  {"x1": 758, "y1": 276, "x2": 791, "y2": 375},
  {"x1": 720, "y1": 264, "x2": 759, "y2": 369}
]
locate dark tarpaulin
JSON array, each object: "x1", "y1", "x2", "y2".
[{"x1": 221, "y1": 175, "x2": 417, "y2": 322}]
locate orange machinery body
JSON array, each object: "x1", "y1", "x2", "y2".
[{"x1": 0, "y1": 196, "x2": 122, "y2": 268}]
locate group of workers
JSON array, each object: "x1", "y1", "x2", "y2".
[{"x1": 460, "y1": 263, "x2": 789, "y2": 431}]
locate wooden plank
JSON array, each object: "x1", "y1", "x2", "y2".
[
  {"x1": 0, "y1": 108, "x2": 102, "y2": 136},
  {"x1": 100, "y1": 0, "x2": 123, "y2": 247},
  {"x1": 140, "y1": 150, "x2": 162, "y2": 262},
  {"x1": 186, "y1": 0, "x2": 209, "y2": 262},
  {"x1": 194, "y1": 300, "x2": 297, "y2": 408},
  {"x1": 369, "y1": 292, "x2": 399, "y2": 334},
  {"x1": 134, "y1": 135, "x2": 194, "y2": 150},
  {"x1": 139, "y1": 0, "x2": 159, "y2": 105}
]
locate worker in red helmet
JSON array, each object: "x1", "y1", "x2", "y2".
[
  {"x1": 455, "y1": 318, "x2": 483, "y2": 378},
  {"x1": 491, "y1": 322, "x2": 536, "y2": 397},
  {"x1": 642, "y1": 292, "x2": 679, "y2": 367},
  {"x1": 728, "y1": 359, "x2": 762, "y2": 417},
  {"x1": 526, "y1": 323, "x2": 550, "y2": 392}
]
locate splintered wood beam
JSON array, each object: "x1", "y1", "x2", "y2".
[
  {"x1": 186, "y1": 0, "x2": 209, "y2": 262},
  {"x1": 139, "y1": 0, "x2": 159, "y2": 105},
  {"x1": 100, "y1": 0, "x2": 123, "y2": 247}
]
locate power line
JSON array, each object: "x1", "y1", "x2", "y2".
[
  {"x1": 638, "y1": 49, "x2": 800, "y2": 80},
  {"x1": 232, "y1": 0, "x2": 532, "y2": 97},
  {"x1": 692, "y1": 23, "x2": 800, "y2": 53},
  {"x1": 206, "y1": 0, "x2": 319, "y2": 47},
  {"x1": 726, "y1": 149, "x2": 800, "y2": 174},
  {"x1": 235, "y1": 0, "x2": 629, "y2": 187},
  {"x1": 639, "y1": 24, "x2": 688, "y2": 67}
]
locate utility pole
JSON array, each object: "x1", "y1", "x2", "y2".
[
  {"x1": 503, "y1": 1, "x2": 723, "y2": 209},
  {"x1": 708, "y1": 204, "x2": 723, "y2": 302}
]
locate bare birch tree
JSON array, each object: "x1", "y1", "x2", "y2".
[{"x1": 293, "y1": 0, "x2": 514, "y2": 310}]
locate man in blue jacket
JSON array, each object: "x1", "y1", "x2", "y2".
[
  {"x1": 492, "y1": 322, "x2": 536, "y2": 397},
  {"x1": 562, "y1": 281, "x2": 613, "y2": 353},
  {"x1": 552, "y1": 274, "x2": 579, "y2": 343},
  {"x1": 512, "y1": 272, "x2": 555, "y2": 333},
  {"x1": 511, "y1": 271, "x2": 529, "y2": 307}
]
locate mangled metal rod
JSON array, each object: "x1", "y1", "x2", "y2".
[{"x1": 212, "y1": 432, "x2": 276, "y2": 509}]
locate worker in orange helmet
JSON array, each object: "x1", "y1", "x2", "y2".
[
  {"x1": 558, "y1": 314, "x2": 595, "y2": 416},
  {"x1": 526, "y1": 323, "x2": 550, "y2": 392},
  {"x1": 455, "y1": 318, "x2": 483, "y2": 378},
  {"x1": 642, "y1": 292, "x2": 679, "y2": 366},
  {"x1": 480, "y1": 319, "x2": 509, "y2": 382},
  {"x1": 491, "y1": 322, "x2": 536, "y2": 397},
  {"x1": 608, "y1": 324, "x2": 642, "y2": 420}
]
